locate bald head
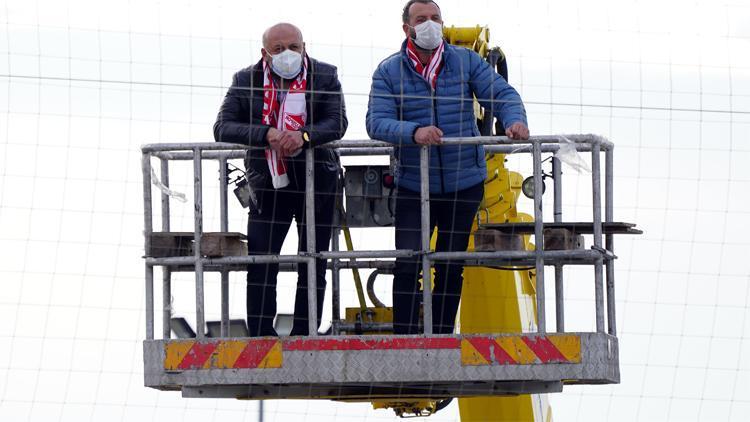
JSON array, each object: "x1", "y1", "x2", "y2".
[
  {"x1": 261, "y1": 23, "x2": 306, "y2": 79},
  {"x1": 262, "y1": 23, "x2": 304, "y2": 51}
]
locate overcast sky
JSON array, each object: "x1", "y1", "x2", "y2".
[{"x1": 1, "y1": 0, "x2": 750, "y2": 421}]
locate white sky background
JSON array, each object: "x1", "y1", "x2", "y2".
[{"x1": 1, "y1": 0, "x2": 750, "y2": 421}]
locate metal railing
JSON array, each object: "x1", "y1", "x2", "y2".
[{"x1": 141, "y1": 134, "x2": 616, "y2": 340}]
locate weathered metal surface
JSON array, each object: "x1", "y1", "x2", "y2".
[
  {"x1": 147, "y1": 232, "x2": 247, "y2": 258},
  {"x1": 165, "y1": 339, "x2": 282, "y2": 370},
  {"x1": 144, "y1": 333, "x2": 618, "y2": 400},
  {"x1": 474, "y1": 230, "x2": 526, "y2": 252},
  {"x1": 148, "y1": 232, "x2": 194, "y2": 257},
  {"x1": 342, "y1": 307, "x2": 394, "y2": 335},
  {"x1": 542, "y1": 228, "x2": 585, "y2": 251},
  {"x1": 141, "y1": 135, "x2": 615, "y2": 155},
  {"x1": 200, "y1": 232, "x2": 247, "y2": 257},
  {"x1": 460, "y1": 334, "x2": 580, "y2": 366},
  {"x1": 344, "y1": 165, "x2": 395, "y2": 228},
  {"x1": 478, "y1": 222, "x2": 642, "y2": 235},
  {"x1": 180, "y1": 381, "x2": 564, "y2": 400},
  {"x1": 141, "y1": 136, "x2": 626, "y2": 401}
]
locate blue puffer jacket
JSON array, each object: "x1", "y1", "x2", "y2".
[{"x1": 366, "y1": 40, "x2": 527, "y2": 193}]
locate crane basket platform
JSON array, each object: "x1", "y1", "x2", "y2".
[{"x1": 141, "y1": 135, "x2": 636, "y2": 402}]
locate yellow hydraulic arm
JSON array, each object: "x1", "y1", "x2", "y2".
[{"x1": 447, "y1": 25, "x2": 553, "y2": 422}]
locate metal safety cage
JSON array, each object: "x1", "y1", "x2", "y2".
[{"x1": 141, "y1": 134, "x2": 624, "y2": 400}]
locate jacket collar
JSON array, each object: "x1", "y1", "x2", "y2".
[{"x1": 399, "y1": 38, "x2": 453, "y2": 73}]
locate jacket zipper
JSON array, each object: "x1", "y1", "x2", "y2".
[
  {"x1": 405, "y1": 53, "x2": 446, "y2": 194},
  {"x1": 432, "y1": 91, "x2": 446, "y2": 195}
]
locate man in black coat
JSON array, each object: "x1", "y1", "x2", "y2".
[{"x1": 213, "y1": 22, "x2": 347, "y2": 336}]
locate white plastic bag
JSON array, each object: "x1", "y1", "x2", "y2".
[
  {"x1": 554, "y1": 136, "x2": 591, "y2": 173},
  {"x1": 151, "y1": 167, "x2": 187, "y2": 203}
]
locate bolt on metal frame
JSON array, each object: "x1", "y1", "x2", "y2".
[{"x1": 141, "y1": 134, "x2": 616, "y2": 340}]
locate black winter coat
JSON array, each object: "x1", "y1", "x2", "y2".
[{"x1": 213, "y1": 57, "x2": 348, "y2": 189}]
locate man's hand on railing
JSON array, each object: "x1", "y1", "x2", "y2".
[
  {"x1": 279, "y1": 131, "x2": 304, "y2": 156},
  {"x1": 414, "y1": 126, "x2": 444, "y2": 145},
  {"x1": 266, "y1": 127, "x2": 284, "y2": 151},
  {"x1": 266, "y1": 127, "x2": 304, "y2": 156},
  {"x1": 505, "y1": 122, "x2": 530, "y2": 140}
]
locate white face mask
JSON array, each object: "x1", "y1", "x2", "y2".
[
  {"x1": 411, "y1": 20, "x2": 443, "y2": 50},
  {"x1": 270, "y1": 49, "x2": 302, "y2": 79}
]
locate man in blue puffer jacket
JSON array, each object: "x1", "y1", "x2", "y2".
[{"x1": 366, "y1": 0, "x2": 530, "y2": 334}]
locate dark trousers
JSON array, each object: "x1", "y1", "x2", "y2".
[
  {"x1": 392, "y1": 182, "x2": 484, "y2": 334},
  {"x1": 246, "y1": 177, "x2": 335, "y2": 337}
]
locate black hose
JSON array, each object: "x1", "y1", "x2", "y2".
[{"x1": 366, "y1": 269, "x2": 388, "y2": 308}]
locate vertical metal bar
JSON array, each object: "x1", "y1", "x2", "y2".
[
  {"x1": 146, "y1": 266, "x2": 155, "y2": 340},
  {"x1": 160, "y1": 158, "x2": 172, "y2": 340},
  {"x1": 331, "y1": 225, "x2": 341, "y2": 335},
  {"x1": 532, "y1": 141, "x2": 546, "y2": 333},
  {"x1": 193, "y1": 147, "x2": 206, "y2": 338},
  {"x1": 552, "y1": 156, "x2": 564, "y2": 333},
  {"x1": 142, "y1": 152, "x2": 154, "y2": 340},
  {"x1": 591, "y1": 142, "x2": 605, "y2": 333},
  {"x1": 160, "y1": 159, "x2": 171, "y2": 228},
  {"x1": 331, "y1": 169, "x2": 344, "y2": 335},
  {"x1": 552, "y1": 157, "x2": 562, "y2": 223},
  {"x1": 219, "y1": 158, "x2": 229, "y2": 230},
  {"x1": 420, "y1": 146, "x2": 433, "y2": 335},
  {"x1": 162, "y1": 269, "x2": 172, "y2": 339},
  {"x1": 219, "y1": 158, "x2": 230, "y2": 337},
  {"x1": 305, "y1": 147, "x2": 319, "y2": 336},
  {"x1": 605, "y1": 147, "x2": 616, "y2": 335}
]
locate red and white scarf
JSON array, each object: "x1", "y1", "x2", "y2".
[
  {"x1": 406, "y1": 38, "x2": 444, "y2": 90},
  {"x1": 261, "y1": 56, "x2": 308, "y2": 189}
]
